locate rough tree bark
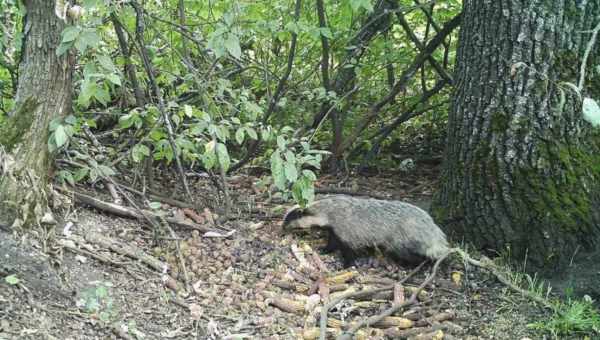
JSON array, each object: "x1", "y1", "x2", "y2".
[
  {"x1": 0, "y1": 0, "x2": 74, "y2": 227},
  {"x1": 432, "y1": 1, "x2": 600, "y2": 271}
]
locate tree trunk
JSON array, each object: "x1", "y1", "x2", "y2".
[
  {"x1": 432, "y1": 1, "x2": 600, "y2": 271},
  {"x1": 0, "y1": 0, "x2": 74, "y2": 227}
]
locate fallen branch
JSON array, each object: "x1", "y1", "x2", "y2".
[
  {"x1": 334, "y1": 250, "x2": 455, "y2": 340},
  {"x1": 66, "y1": 189, "x2": 218, "y2": 233},
  {"x1": 457, "y1": 249, "x2": 556, "y2": 311},
  {"x1": 83, "y1": 230, "x2": 167, "y2": 272},
  {"x1": 116, "y1": 181, "x2": 195, "y2": 209}
]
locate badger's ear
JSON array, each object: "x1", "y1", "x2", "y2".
[{"x1": 282, "y1": 205, "x2": 305, "y2": 226}]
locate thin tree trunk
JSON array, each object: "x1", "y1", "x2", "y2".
[
  {"x1": 0, "y1": 0, "x2": 74, "y2": 227},
  {"x1": 432, "y1": 1, "x2": 600, "y2": 271},
  {"x1": 111, "y1": 13, "x2": 145, "y2": 107}
]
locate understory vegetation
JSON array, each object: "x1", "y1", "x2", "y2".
[{"x1": 1, "y1": 0, "x2": 599, "y2": 339}]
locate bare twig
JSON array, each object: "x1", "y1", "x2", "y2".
[
  {"x1": 130, "y1": 1, "x2": 194, "y2": 204},
  {"x1": 336, "y1": 250, "x2": 455, "y2": 340},
  {"x1": 578, "y1": 20, "x2": 600, "y2": 90},
  {"x1": 338, "y1": 13, "x2": 461, "y2": 154}
]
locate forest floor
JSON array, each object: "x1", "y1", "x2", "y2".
[{"x1": 0, "y1": 159, "x2": 564, "y2": 340}]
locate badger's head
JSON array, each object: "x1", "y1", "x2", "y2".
[{"x1": 282, "y1": 204, "x2": 330, "y2": 232}]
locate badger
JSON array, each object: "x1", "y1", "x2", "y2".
[{"x1": 282, "y1": 195, "x2": 450, "y2": 266}]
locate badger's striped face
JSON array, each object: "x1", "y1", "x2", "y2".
[{"x1": 282, "y1": 207, "x2": 330, "y2": 230}]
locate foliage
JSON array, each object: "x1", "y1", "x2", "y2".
[
  {"x1": 528, "y1": 294, "x2": 600, "y2": 338},
  {"x1": 76, "y1": 281, "x2": 118, "y2": 323},
  {"x1": 4, "y1": 274, "x2": 20, "y2": 285},
  {"x1": 495, "y1": 252, "x2": 600, "y2": 338},
  {"x1": 0, "y1": 0, "x2": 462, "y2": 205}
]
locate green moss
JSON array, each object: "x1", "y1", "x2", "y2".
[
  {"x1": 0, "y1": 97, "x2": 39, "y2": 152},
  {"x1": 491, "y1": 110, "x2": 510, "y2": 133},
  {"x1": 513, "y1": 138, "x2": 600, "y2": 234},
  {"x1": 553, "y1": 50, "x2": 579, "y2": 80}
]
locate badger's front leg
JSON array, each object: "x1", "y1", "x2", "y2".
[
  {"x1": 322, "y1": 231, "x2": 359, "y2": 267},
  {"x1": 323, "y1": 231, "x2": 341, "y2": 253}
]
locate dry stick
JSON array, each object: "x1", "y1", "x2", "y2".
[
  {"x1": 395, "y1": 10, "x2": 453, "y2": 84},
  {"x1": 67, "y1": 189, "x2": 215, "y2": 233},
  {"x1": 578, "y1": 20, "x2": 600, "y2": 90},
  {"x1": 457, "y1": 249, "x2": 556, "y2": 311},
  {"x1": 318, "y1": 258, "x2": 429, "y2": 340},
  {"x1": 58, "y1": 237, "x2": 128, "y2": 267},
  {"x1": 177, "y1": 0, "x2": 191, "y2": 64},
  {"x1": 115, "y1": 181, "x2": 194, "y2": 209},
  {"x1": 213, "y1": 135, "x2": 232, "y2": 220},
  {"x1": 316, "y1": 0, "x2": 331, "y2": 91},
  {"x1": 159, "y1": 215, "x2": 191, "y2": 293},
  {"x1": 336, "y1": 251, "x2": 455, "y2": 340},
  {"x1": 81, "y1": 125, "x2": 123, "y2": 205},
  {"x1": 107, "y1": 175, "x2": 192, "y2": 293},
  {"x1": 110, "y1": 13, "x2": 145, "y2": 106},
  {"x1": 84, "y1": 230, "x2": 167, "y2": 272},
  {"x1": 338, "y1": 13, "x2": 461, "y2": 154},
  {"x1": 130, "y1": 1, "x2": 194, "y2": 204},
  {"x1": 308, "y1": 86, "x2": 361, "y2": 144}
]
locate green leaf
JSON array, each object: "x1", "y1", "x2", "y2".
[
  {"x1": 184, "y1": 104, "x2": 193, "y2": 117},
  {"x1": 349, "y1": 0, "x2": 373, "y2": 12},
  {"x1": 302, "y1": 169, "x2": 317, "y2": 181},
  {"x1": 97, "y1": 54, "x2": 116, "y2": 72},
  {"x1": 172, "y1": 113, "x2": 181, "y2": 127},
  {"x1": 149, "y1": 202, "x2": 162, "y2": 210},
  {"x1": 74, "y1": 167, "x2": 90, "y2": 181},
  {"x1": 58, "y1": 170, "x2": 75, "y2": 186},
  {"x1": 285, "y1": 150, "x2": 296, "y2": 163},
  {"x1": 235, "y1": 128, "x2": 245, "y2": 144},
  {"x1": 292, "y1": 176, "x2": 314, "y2": 207},
  {"x1": 245, "y1": 127, "x2": 258, "y2": 140},
  {"x1": 65, "y1": 115, "x2": 78, "y2": 125},
  {"x1": 74, "y1": 30, "x2": 99, "y2": 53},
  {"x1": 5, "y1": 274, "x2": 20, "y2": 285},
  {"x1": 98, "y1": 165, "x2": 116, "y2": 177},
  {"x1": 284, "y1": 160, "x2": 298, "y2": 182},
  {"x1": 261, "y1": 128, "x2": 271, "y2": 142},
  {"x1": 78, "y1": 79, "x2": 97, "y2": 108},
  {"x1": 320, "y1": 27, "x2": 333, "y2": 39},
  {"x1": 270, "y1": 151, "x2": 286, "y2": 190},
  {"x1": 224, "y1": 34, "x2": 242, "y2": 59},
  {"x1": 56, "y1": 42, "x2": 73, "y2": 56},
  {"x1": 216, "y1": 143, "x2": 231, "y2": 171},
  {"x1": 277, "y1": 135, "x2": 286, "y2": 149},
  {"x1": 54, "y1": 125, "x2": 69, "y2": 148},
  {"x1": 61, "y1": 26, "x2": 81, "y2": 43},
  {"x1": 94, "y1": 88, "x2": 110, "y2": 106},
  {"x1": 285, "y1": 22, "x2": 300, "y2": 34},
  {"x1": 119, "y1": 113, "x2": 134, "y2": 129},
  {"x1": 106, "y1": 73, "x2": 121, "y2": 86},
  {"x1": 582, "y1": 97, "x2": 600, "y2": 127},
  {"x1": 89, "y1": 168, "x2": 98, "y2": 182},
  {"x1": 203, "y1": 141, "x2": 217, "y2": 169}
]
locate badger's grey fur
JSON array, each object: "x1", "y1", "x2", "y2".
[{"x1": 282, "y1": 195, "x2": 450, "y2": 266}]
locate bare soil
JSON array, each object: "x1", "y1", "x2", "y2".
[{"x1": 0, "y1": 166, "x2": 554, "y2": 340}]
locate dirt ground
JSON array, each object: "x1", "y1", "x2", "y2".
[{"x1": 0, "y1": 165, "x2": 557, "y2": 340}]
